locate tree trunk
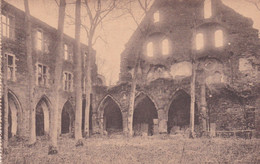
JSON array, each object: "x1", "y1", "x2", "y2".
[
  {"x1": 127, "y1": 59, "x2": 139, "y2": 137},
  {"x1": 3, "y1": 55, "x2": 9, "y2": 153},
  {"x1": 24, "y1": 0, "x2": 36, "y2": 146},
  {"x1": 84, "y1": 43, "x2": 92, "y2": 137},
  {"x1": 190, "y1": 61, "x2": 196, "y2": 138},
  {"x1": 74, "y1": 0, "x2": 83, "y2": 146},
  {"x1": 201, "y1": 72, "x2": 208, "y2": 133},
  {"x1": 49, "y1": 0, "x2": 66, "y2": 155}
]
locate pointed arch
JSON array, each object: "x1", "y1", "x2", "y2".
[
  {"x1": 167, "y1": 89, "x2": 198, "y2": 134},
  {"x1": 6, "y1": 90, "x2": 22, "y2": 138},
  {"x1": 98, "y1": 95, "x2": 122, "y2": 113},
  {"x1": 98, "y1": 95, "x2": 123, "y2": 134},
  {"x1": 133, "y1": 91, "x2": 158, "y2": 136},
  {"x1": 36, "y1": 95, "x2": 52, "y2": 108},
  {"x1": 135, "y1": 91, "x2": 159, "y2": 110},
  {"x1": 61, "y1": 100, "x2": 75, "y2": 134},
  {"x1": 35, "y1": 95, "x2": 52, "y2": 136},
  {"x1": 8, "y1": 89, "x2": 22, "y2": 112}
]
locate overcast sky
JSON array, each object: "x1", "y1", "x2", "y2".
[{"x1": 7, "y1": 0, "x2": 260, "y2": 85}]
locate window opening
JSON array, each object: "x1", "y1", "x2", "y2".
[
  {"x1": 196, "y1": 33, "x2": 204, "y2": 50},
  {"x1": 147, "y1": 42, "x2": 154, "y2": 57},
  {"x1": 215, "y1": 29, "x2": 223, "y2": 47},
  {"x1": 162, "y1": 39, "x2": 169, "y2": 55},
  {"x1": 204, "y1": 0, "x2": 212, "y2": 19}
]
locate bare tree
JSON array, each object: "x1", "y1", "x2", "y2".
[
  {"x1": 120, "y1": 0, "x2": 153, "y2": 27},
  {"x1": 74, "y1": 0, "x2": 83, "y2": 146},
  {"x1": 82, "y1": 0, "x2": 117, "y2": 137},
  {"x1": 24, "y1": 0, "x2": 36, "y2": 146},
  {"x1": 49, "y1": 0, "x2": 66, "y2": 154},
  {"x1": 120, "y1": 0, "x2": 153, "y2": 136}
]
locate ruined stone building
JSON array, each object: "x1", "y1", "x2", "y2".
[
  {"x1": 1, "y1": 1, "x2": 102, "y2": 139},
  {"x1": 92, "y1": 0, "x2": 260, "y2": 137},
  {"x1": 2, "y1": 0, "x2": 260, "y2": 140}
]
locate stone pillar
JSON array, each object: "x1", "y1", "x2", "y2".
[
  {"x1": 210, "y1": 123, "x2": 216, "y2": 137},
  {"x1": 153, "y1": 119, "x2": 159, "y2": 135},
  {"x1": 99, "y1": 115, "x2": 104, "y2": 135},
  {"x1": 103, "y1": 116, "x2": 106, "y2": 133},
  {"x1": 91, "y1": 112, "x2": 99, "y2": 134},
  {"x1": 122, "y1": 111, "x2": 128, "y2": 135},
  {"x1": 158, "y1": 109, "x2": 167, "y2": 133},
  {"x1": 57, "y1": 107, "x2": 62, "y2": 136}
]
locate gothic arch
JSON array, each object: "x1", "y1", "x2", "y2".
[
  {"x1": 61, "y1": 100, "x2": 75, "y2": 134},
  {"x1": 5, "y1": 90, "x2": 22, "y2": 138},
  {"x1": 35, "y1": 95, "x2": 52, "y2": 136},
  {"x1": 135, "y1": 91, "x2": 159, "y2": 111},
  {"x1": 97, "y1": 95, "x2": 123, "y2": 134},
  {"x1": 166, "y1": 89, "x2": 198, "y2": 133},
  {"x1": 133, "y1": 91, "x2": 158, "y2": 136},
  {"x1": 166, "y1": 88, "x2": 191, "y2": 116},
  {"x1": 98, "y1": 95, "x2": 123, "y2": 114}
]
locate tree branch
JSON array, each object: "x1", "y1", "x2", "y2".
[
  {"x1": 93, "y1": 35, "x2": 107, "y2": 46},
  {"x1": 84, "y1": 0, "x2": 94, "y2": 23},
  {"x1": 246, "y1": 0, "x2": 260, "y2": 11}
]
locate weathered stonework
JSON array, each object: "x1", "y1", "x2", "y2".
[
  {"x1": 2, "y1": 1, "x2": 99, "y2": 139},
  {"x1": 93, "y1": 0, "x2": 260, "y2": 137}
]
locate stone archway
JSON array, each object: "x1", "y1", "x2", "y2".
[
  {"x1": 36, "y1": 96, "x2": 51, "y2": 136},
  {"x1": 61, "y1": 101, "x2": 75, "y2": 134},
  {"x1": 167, "y1": 90, "x2": 198, "y2": 134},
  {"x1": 4, "y1": 91, "x2": 22, "y2": 138},
  {"x1": 133, "y1": 93, "x2": 158, "y2": 136},
  {"x1": 98, "y1": 95, "x2": 123, "y2": 135}
]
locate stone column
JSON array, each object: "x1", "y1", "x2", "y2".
[
  {"x1": 122, "y1": 111, "x2": 128, "y2": 135},
  {"x1": 57, "y1": 106, "x2": 62, "y2": 136},
  {"x1": 91, "y1": 112, "x2": 99, "y2": 134},
  {"x1": 158, "y1": 108, "x2": 167, "y2": 134},
  {"x1": 99, "y1": 114, "x2": 104, "y2": 135}
]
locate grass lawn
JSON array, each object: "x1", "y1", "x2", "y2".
[{"x1": 3, "y1": 134, "x2": 260, "y2": 164}]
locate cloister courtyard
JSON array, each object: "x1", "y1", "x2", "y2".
[{"x1": 3, "y1": 134, "x2": 260, "y2": 164}]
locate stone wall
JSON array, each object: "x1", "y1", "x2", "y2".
[{"x1": 2, "y1": 1, "x2": 98, "y2": 139}]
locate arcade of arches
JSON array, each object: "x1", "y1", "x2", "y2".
[
  {"x1": 99, "y1": 96, "x2": 123, "y2": 135},
  {"x1": 2, "y1": 91, "x2": 21, "y2": 139},
  {"x1": 61, "y1": 101, "x2": 75, "y2": 134},
  {"x1": 167, "y1": 90, "x2": 199, "y2": 134},
  {"x1": 133, "y1": 94, "x2": 158, "y2": 136},
  {"x1": 36, "y1": 97, "x2": 51, "y2": 136}
]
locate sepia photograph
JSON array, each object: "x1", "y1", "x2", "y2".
[{"x1": 1, "y1": 0, "x2": 260, "y2": 163}]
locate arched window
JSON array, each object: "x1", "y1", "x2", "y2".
[
  {"x1": 162, "y1": 39, "x2": 169, "y2": 55},
  {"x1": 215, "y1": 30, "x2": 223, "y2": 47},
  {"x1": 147, "y1": 42, "x2": 154, "y2": 57},
  {"x1": 204, "y1": 0, "x2": 212, "y2": 19},
  {"x1": 196, "y1": 33, "x2": 204, "y2": 50},
  {"x1": 153, "y1": 11, "x2": 160, "y2": 23}
]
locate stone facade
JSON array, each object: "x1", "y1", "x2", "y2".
[
  {"x1": 1, "y1": 1, "x2": 99, "y2": 139},
  {"x1": 93, "y1": 0, "x2": 260, "y2": 137}
]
